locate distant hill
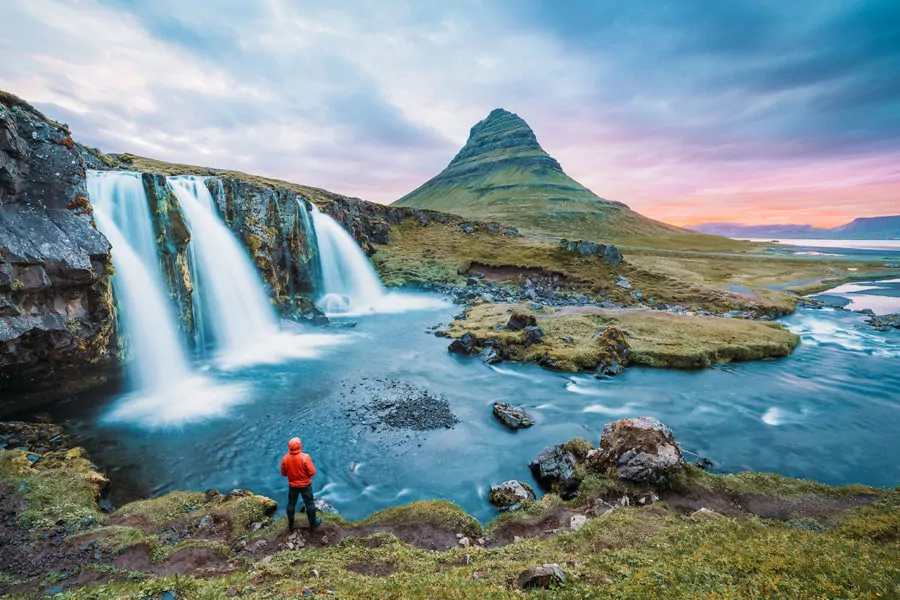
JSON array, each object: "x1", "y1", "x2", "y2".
[
  {"x1": 393, "y1": 109, "x2": 746, "y2": 251},
  {"x1": 689, "y1": 216, "x2": 900, "y2": 240}
]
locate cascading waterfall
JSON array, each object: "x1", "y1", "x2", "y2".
[
  {"x1": 308, "y1": 204, "x2": 448, "y2": 315},
  {"x1": 89, "y1": 171, "x2": 191, "y2": 389},
  {"x1": 88, "y1": 171, "x2": 244, "y2": 427},
  {"x1": 167, "y1": 176, "x2": 282, "y2": 365},
  {"x1": 310, "y1": 205, "x2": 386, "y2": 314}
]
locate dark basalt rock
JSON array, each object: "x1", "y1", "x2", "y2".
[
  {"x1": 507, "y1": 311, "x2": 536, "y2": 331},
  {"x1": 593, "y1": 327, "x2": 629, "y2": 375},
  {"x1": 558, "y1": 238, "x2": 623, "y2": 265},
  {"x1": 492, "y1": 402, "x2": 534, "y2": 429},
  {"x1": 529, "y1": 444, "x2": 579, "y2": 495},
  {"x1": 587, "y1": 417, "x2": 685, "y2": 484},
  {"x1": 0, "y1": 92, "x2": 117, "y2": 409},
  {"x1": 488, "y1": 480, "x2": 536, "y2": 511},
  {"x1": 523, "y1": 325, "x2": 544, "y2": 347},
  {"x1": 448, "y1": 332, "x2": 478, "y2": 355},
  {"x1": 867, "y1": 313, "x2": 900, "y2": 331}
]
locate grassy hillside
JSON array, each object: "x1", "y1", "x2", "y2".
[{"x1": 394, "y1": 109, "x2": 749, "y2": 251}]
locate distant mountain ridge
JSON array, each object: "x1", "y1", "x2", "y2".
[
  {"x1": 393, "y1": 109, "x2": 744, "y2": 251},
  {"x1": 689, "y1": 216, "x2": 900, "y2": 240}
]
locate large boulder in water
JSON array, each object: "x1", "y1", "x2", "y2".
[
  {"x1": 448, "y1": 332, "x2": 478, "y2": 355},
  {"x1": 492, "y1": 402, "x2": 534, "y2": 429},
  {"x1": 489, "y1": 480, "x2": 536, "y2": 511},
  {"x1": 588, "y1": 417, "x2": 684, "y2": 484}
]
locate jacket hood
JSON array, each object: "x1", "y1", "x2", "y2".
[{"x1": 288, "y1": 437, "x2": 302, "y2": 454}]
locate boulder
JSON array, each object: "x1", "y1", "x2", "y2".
[
  {"x1": 558, "y1": 239, "x2": 623, "y2": 265},
  {"x1": 507, "y1": 312, "x2": 537, "y2": 331},
  {"x1": 448, "y1": 332, "x2": 477, "y2": 355},
  {"x1": 479, "y1": 346, "x2": 501, "y2": 365},
  {"x1": 588, "y1": 417, "x2": 684, "y2": 484},
  {"x1": 488, "y1": 480, "x2": 536, "y2": 511},
  {"x1": 518, "y1": 564, "x2": 565, "y2": 589},
  {"x1": 315, "y1": 498, "x2": 338, "y2": 514},
  {"x1": 458, "y1": 222, "x2": 476, "y2": 234},
  {"x1": 523, "y1": 325, "x2": 544, "y2": 347},
  {"x1": 529, "y1": 444, "x2": 578, "y2": 495},
  {"x1": 592, "y1": 327, "x2": 629, "y2": 375},
  {"x1": 492, "y1": 402, "x2": 535, "y2": 429}
]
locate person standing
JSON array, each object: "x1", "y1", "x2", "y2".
[{"x1": 280, "y1": 437, "x2": 322, "y2": 531}]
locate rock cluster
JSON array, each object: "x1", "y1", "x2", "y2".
[
  {"x1": 558, "y1": 239, "x2": 623, "y2": 265},
  {"x1": 587, "y1": 417, "x2": 684, "y2": 484},
  {"x1": 592, "y1": 327, "x2": 630, "y2": 375},
  {"x1": 866, "y1": 313, "x2": 900, "y2": 331}
]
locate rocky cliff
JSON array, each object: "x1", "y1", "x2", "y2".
[{"x1": 0, "y1": 93, "x2": 116, "y2": 410}]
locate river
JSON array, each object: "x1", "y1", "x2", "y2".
[{"x1": 23, "y1": 277, "x2": 899, "y2": 523}]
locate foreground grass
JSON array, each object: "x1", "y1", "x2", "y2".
[{"x1": 450, "y1": 303, "x2": 801, "y2": 370}]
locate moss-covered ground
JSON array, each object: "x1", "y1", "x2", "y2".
[{"x1": 448, "y1": 302, "x2": 801, "y2": 370}]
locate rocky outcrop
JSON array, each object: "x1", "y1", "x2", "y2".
[
  {"x1": 587, "y1": 417, "x2": 684, "y2": 484},
  {"x1": 558, "y1": 239, "x2": 623, "y2": 265},
  {"x1": 0, "y1": 92, "x2": 116, "y2": 410},
  {"x1": 529, "y1": 444, "x2": 579, "y2": 497},
  {"x1": 507, "y1": 311, "x2": 536, "y2": 331},
  {"x1": 518, "y1": 564, "x2": 566, "y2": 589},
  {"x1": 866, "y1": 313, "x2": 900, "y2": 331},
  {"x1": 488, "y1": 480, "x2": 536, "y2": 511},
  {"x1": 593, "y1": 327, "x2": 630, "y2": 375}
]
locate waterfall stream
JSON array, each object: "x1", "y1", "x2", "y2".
[
  {"x1": 167, "y1": 176, "x2": 282, "y2": 365},
  {"x1": 310, "y1": 205, "x2": 386, "y2": 314},
  {"x1": 88, "y1": 171, "x2": 245, "y2": 427}
]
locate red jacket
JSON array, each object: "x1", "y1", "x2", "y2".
[{"x1": 281, "y1": 437, "x2": 316, "y2": 488}]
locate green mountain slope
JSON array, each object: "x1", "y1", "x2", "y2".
[{"x1": 394, "y1": 109, "x2": 744, "y2": 251}]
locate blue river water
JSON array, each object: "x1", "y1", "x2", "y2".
[{"x1": 33, "y1": 279, "x2": 900, "y2": 523}]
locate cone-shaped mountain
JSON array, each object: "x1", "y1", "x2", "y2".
[{"x1": 394, "y1": 109, "x2": 727, "y2": 249}]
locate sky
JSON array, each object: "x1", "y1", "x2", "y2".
[{"x1": 2, "y1": 0, "x2": 898, "y2": 227}]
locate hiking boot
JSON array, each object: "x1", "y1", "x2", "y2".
[{"x1": 309, "y1": 516, "x2": 322, "y2": 531}]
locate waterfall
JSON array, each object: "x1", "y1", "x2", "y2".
[
  {"x1": 88, "y1": 171, "x2": 244, "y2": 427},
  {"x1": 167, "y1": 176, "x2": 281, "y2": 364},
  {"x1": 310, "y1": 205, "x2": 386, "y2": 314},
  {"x1": 88, "y1": 171, "x2": 191, "y2": 389}
]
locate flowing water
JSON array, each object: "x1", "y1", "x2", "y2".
[
  {"x1": 37, "y1": 293, "x2": 900, "y2": 522},
  {"x1": 87, "y1": 172, "x2": 245, "y2": 427},
  {"x1": 41, "y1": 207, "x2": 900, "y2": 521},
  {"x1": 167, "y1": 176, "x2": 284, "y2": 365}
]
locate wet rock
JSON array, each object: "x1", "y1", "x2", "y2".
[
  {"x1": 448, "y1": 332, "x2": 477, "y2": 355},
  {"x1": 529, "y1": 445, "x2": 579, "y2": 495},
  {"x1": 507, "y1": 311, "x2": 537, "y2": 331},
  {"x1": 488, "y1": 480, "x2": 536, "y2": 511},
  {"x1": 518, "y1": 564, "x2": 565, "y2": 589},
  {"x1": 867, "y1": 313, "x2": 900, "y2": 331},
  {"x1": 492, "y1": 402, "x2": 535, "y2": 429},
  {"x1": 696, "y1": 457, "x2": 714, "y2": 470},
  {"x1": 592, "y1": 327, "x2": 630, "y2": 375},
  {"x1": 588, "y1": 417, "x2": 684, "y2": 484},
  {"x1": 479, "y1": 345, "x2": 501, "y2": 365},
  {"x1": 523, "y1": 325, "x2": 544, "y2": 347}
]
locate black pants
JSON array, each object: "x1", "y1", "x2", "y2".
[{"x1": 287, "y1": 485, "x2": 316, "y2": 529}]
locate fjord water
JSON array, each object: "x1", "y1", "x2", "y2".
[
  {"x1": 45, "y1": 283, "x2": 899, "y2": 522},
  {"x1": 87, "y1": 172, "x2": 244, "y2": 426}
]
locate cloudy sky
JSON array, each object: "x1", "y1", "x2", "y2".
[{"x1": 2, "y1": 0, "x2": 898, "y2": 226}]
